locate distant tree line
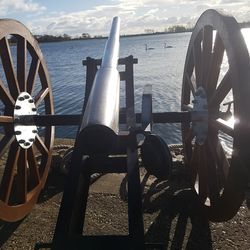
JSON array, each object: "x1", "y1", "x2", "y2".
[
  {"x1": 33, "y1": 33, "x2": 95, "y2": 43},
  {"x1": 34, "y1": 34, "x2": 71, "y2": 43},
  {"x1": 166, "y1": 25, "x2": 193, "y2": 33},
  {"x1": 144, "y1": 25, "x2": 193, "y2": 34},
  {"x1": 7, "y1": 22, "x2": 250, "y2": 44}
]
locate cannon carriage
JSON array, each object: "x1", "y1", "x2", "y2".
[{"x1": 0, "y1": 9, "x2": 249, "y2": 249}]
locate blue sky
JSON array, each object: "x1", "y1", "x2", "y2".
[{"x1": 1, "y1": 0, "x2": 250, "y2": 37}]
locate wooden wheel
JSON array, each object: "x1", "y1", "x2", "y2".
[
  {"x1": 0, "y1": 20, "x2": 54, "y2": 222},
  {"x1": 181, "y1": 9, "x2": 250, "y2": 221}
]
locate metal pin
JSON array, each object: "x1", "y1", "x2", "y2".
[
  {"x1": 18, "y1": 139, "x2": 25, "y2": 144},
  {"x1": 24, "y1": 95, "x2": 29, "y2": 99},
  {"x1": 29, "y1": 99, "x2": 34, "y2": 103},
  {"x1": 15, "y1": 105, "x2": 21, "y2": 110},
  {"x1": 18, "y1": 97, "x2": 25, "y2": 101},
  {"x1": 15, "y1": 131, "x2": 22, "y2": 135}
]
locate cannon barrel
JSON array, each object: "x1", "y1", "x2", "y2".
[{"x1": 79, "y1": 16, "x2": 121, "y2": 155}]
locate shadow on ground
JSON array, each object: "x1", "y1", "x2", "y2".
[
  {"x1": 0, "y1": 151, "x2": 249, "y2": 249},
  {"x1": 0, "y1": 219, "x2": 23, "y2": 247},
  {"x1": 119, "y1": 173, "x2": 213, "y2": 249},
  {"x1": 0, "y1": 154, "x2": 66, "y2": 248}
]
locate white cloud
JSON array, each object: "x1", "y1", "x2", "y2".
[
  {"x1": 219, "y1": 0, "x2": 245, "y2": 3},
  {"x1": 0, "y1": 0, "x2": 46, "y2": 15},
  {"x1": 147, "y1": 8, "x2": 159, "y2": 14},
  {"x1": 10, "y1": 0, "x2": 250, "y2": 36}
]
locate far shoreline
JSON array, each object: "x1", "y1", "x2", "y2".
[
  {"x1": 34, "y1": 30, "x2": 193, "y2": 44},
  {"x1": 33, "y1": 21, "x2": 250, "y2": 44}
]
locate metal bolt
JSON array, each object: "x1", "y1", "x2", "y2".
[
  {"x1": 28, "y1": 99, "x2": 34, "y2": 103},
  {"x1": 32, "y1": 108, "x2": 37, "y2": 112},
  {"x1": 18, "y1": 139, "x2": 25, "y2": 144},
  {"x1": 15, "y1": 131, "x2": 22, "y2": 135},
  {"x1": 24, "y1": 142, "x2": 30, "y2": 147},
  {"x1": 18, "y1": 97, "x2": 24, "y2": 101},
  {"x1": 15, "y1": 105, "x2": 21, "y2": 110},
  {"x1": 32, "y1": 130, "x2": 38, "y2": 133},
  {"x1": 24, "y1": 95, "x2": 29, "y2": 99},
  {"x1": 29, "y1": 138, "x2": 35, "y2": 142}
]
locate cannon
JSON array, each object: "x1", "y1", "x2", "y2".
[{"x1": 0, "y1": 9, "x2": 249, "y2": 249}]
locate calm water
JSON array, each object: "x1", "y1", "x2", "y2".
[
  {"x1": 40, "y1": 32, "x2": 190, "y2": 144},
  {"x1": 38, "y1": 29, "x2": 250, "y2": 144}
]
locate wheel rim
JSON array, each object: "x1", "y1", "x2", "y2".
[
  {"x1": 0, "y1": 19, "x2": 54, "y2": 222},
  {"x1": 181, "y1": 9, "x2": 250, "y2": 221}
]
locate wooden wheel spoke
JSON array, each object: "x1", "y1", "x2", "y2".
[
  {"x1": 201, "y1": 26, "x2": 213, "y2": 88},
  {"x1": 189, "y1": 144, "x2": 199, "y2": 183},
  {"x1": 213, "y1": 32, "x2": 224, "y2": 55},
  {"x1": 27, "y1": 146, "x2": 40, "y2": 185},
  {"x1": 0, "y1": 134, "x2": 15, "y2": 158},
  {"x1": 0, "y1": 37, "x2": 20, "y2": 99},
  {"x1": 34, "y1": 134, "x2": 49, "y2": 156},
  {"x1": 17, "y1": 36, "x2": 27, "y2": 92},
  {"x1": 193, "y1": 41, "x2": 202, "y2": 87},
  {"x1": 17, "y1": 149, "x2": 28, "y2": 203},
  {"x1": 35, "y1": 88, "x2": 49, "y2": 107},
  {"x1": 210, "y1": 119, "x2": 234, "y2": 137},
  {"x1": 204, "y1": 140, "x2": 220, "y2": 204},
  {"x1": 182, "y1": 124, "x2": 193, "y2": 162},
  {"x1": 206, "y1": 33, "x2": 225, "y2": 98},
  {"x1": 184, "y1": 127, "x2": 194, "y2": 144},
  {"x1": 185, "y1": 73, "x2": 196, "y2": 96},
  {"x1": 197, "y1": 145, "x2": 208, "y2": 199},
  {"x1": 0, "y1": 142, "x2": 20, "y2": 203},
  {"x1": 209, "y1": 71, "x2": 232, "y2": 108},
  {"x1": 38, "y1": 64, "x2": 50, "y2": 89},
  {"x1": 215, "y1": 140, "x2": 230, "y2": 182},
  {"x1": 0, "y1": 116, "x2": 13, "y2": 124},
  {"x1": 182, "y1": 52, "x2": 195, "y2": 106},
  {"x1": 207, "y1": 134, "x2": 229, "y2": 186},
  {"x1": 0, "y1": 79, "x2": 15, "y2": 107},
  {"x1": 27, "y1": 56, "x2": 40, "y2": 95}
]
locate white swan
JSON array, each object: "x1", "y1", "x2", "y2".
[
  {"x1": 164, "y1": 42, "x2": 173, "y2": 48},
  {"x1": 145, "y1": 44, "x2": 155, "y2": 50}
]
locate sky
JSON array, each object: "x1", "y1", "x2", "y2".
[{"x1": 0, "y1": 0, "x2": 250, "y2": 37}]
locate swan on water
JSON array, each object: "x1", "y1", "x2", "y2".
[
  {"x1": 145, "y1": 44, "x2": 155, "y2": 50},
  {"x1": 164, "y1": 42, "x2": 173, "y2": 48}
]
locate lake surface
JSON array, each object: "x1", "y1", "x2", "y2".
[{"x1": 39, "y1": 29, "x2": 250, "y2": 144}]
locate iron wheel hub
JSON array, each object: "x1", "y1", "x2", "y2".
[{"x1": 14, "y1": 92, "x2": 38, "y2": 149}]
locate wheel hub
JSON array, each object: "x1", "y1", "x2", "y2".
[{"x1": 14, "y1": 92, "x2": 38, "y2": 149}]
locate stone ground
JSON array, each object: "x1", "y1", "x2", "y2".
[{"x1": 0, "y1": 141, "x2": 249, "y2": 250}]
